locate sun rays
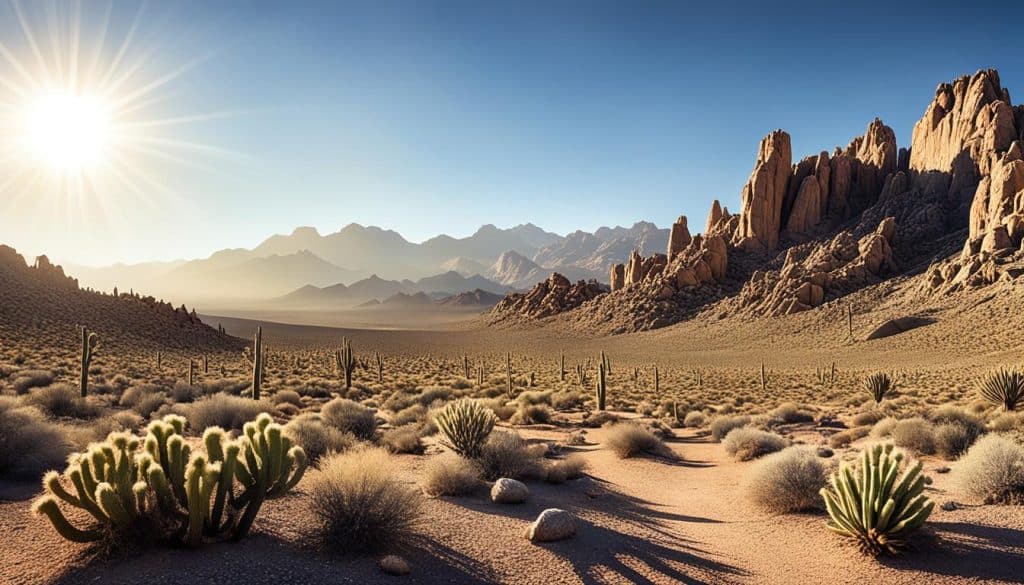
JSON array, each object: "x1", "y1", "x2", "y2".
[{"x1": 0, "y1": 0, "x2": 242, "y2": 238}]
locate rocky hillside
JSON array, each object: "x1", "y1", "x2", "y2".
[
  {"x1": 489, "y1": 69, "x2": 1024, "y2": 334},
  {"x1": 0, "y1": 246, "x2": 243, "y2": 351}
]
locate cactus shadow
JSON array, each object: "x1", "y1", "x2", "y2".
[{"x1": 878, "y1": 520, "x2": 1024, "y2": 581}]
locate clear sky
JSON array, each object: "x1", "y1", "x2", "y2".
[{"x1": 1, "y1": 0, "x2": 1022, "y2": 266}]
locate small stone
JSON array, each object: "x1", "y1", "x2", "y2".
[
  {"x1": 491, "y1": 478, "x2": 529, "y2": 504},
  {"x1": 816, "y1": 447, "x2": 834, "y2": 458},
  {"x1": 526, "y1": 508, "x2": 576, "y2": 542},
  {"x1": 940, "y1": 501, "x2": 959, "y2": 512},
  {"x1": 379, "y1": 555, "x2": 410, "y2": 576},
  {"x1": 934, "y1": 465, "x2": 951, "y2": 474}
]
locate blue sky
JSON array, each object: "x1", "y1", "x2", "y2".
[{"x1": 1, "y1": 0, "x2": 1022, "y2": 265}]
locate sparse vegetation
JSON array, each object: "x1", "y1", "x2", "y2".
[
  {"x1": 605, "y1": 422, "x2": 672, "y2": 459},
  {"x1": 723, "y1": 427, "x2": 789, "y2": 461},
  {"x1": 954, "y1": 435, "x2": 1024, "y2": 504},
  {"x1": 435, "y1": 399, "x2": 496, "y2": 458},
  {"x1": 745, "y1": 447, "x2": 826, "y2": 513},
  {"x1": 977, "y1": 368, "x2": 1024, "y2": 412}
]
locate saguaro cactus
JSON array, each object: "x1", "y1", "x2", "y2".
[
  {"x1": 243, "y1": 326, "x2": 264, "y2": 400},
  {"x1": 596, "y1": 358, "x2": 608, "y2": 411},
  {"x1": 559, "y1": 351, "x2": 566, "y2": 382},
  {"x1": 506, "y1": 351, "x2": 513, "y2": 397},
  {"x1": 820, "y1": 444, "x2": 934, "y2": 556},
  {"x1": 78, "y1": 326, "x2": 100, "y2": 397},
  {"x1": 335, "y1": 337, "x2": 356, "y2": 389},
  {"x1": 375, "y1": 351, "x2": 384, "y2": 382}
]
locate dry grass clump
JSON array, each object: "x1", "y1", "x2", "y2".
[
  {"x1": 307, "y1": 447, "x2": 422, "y2": 552},
  {"x1": 517, "y1": 390, "x2": 551, "y2": 406},
  {"x1": 511, "y1": 404, "x2": 553, "y2": 425},
  {"x1": 770, "y1": 402, "x2": 814, "y2": 424},
  {"x1": 25, "y1": 384, "x2": 101, "y2": 419},
  {"x1": 321, "y1": 398, "x2": 378, "y2": 440},
  {"x1": 870, "y1": 417, "x2": 898, "y2": 438},
  {"x1": 605, "y1": 422, "x2": 673, "y2": 459},
  {"x1": 851, "y1": 409, "x2": 885, "y2": 427},
  {"x1": 545, "y1": 454, "x2": 588, "y2": 484},
  {"x1": 0, "y1": 397, "x2": 72, "y2": 478},
  {"x1": 828, "y1": 426, "x2": 871, "y2": 449},
  {"x1": 723, "y1": 427, "x2": 789, "y2": 461},
  {"x1": 420, "y1": 453, "x2": 481, "y2": 497},
  {"x1": 582, "y1": 411, "x2": 618, "y2": 428},
  {"x1": 381, "y1": 425, "x2": 424, "y2": 454},
  {"x1": 954, "y1": 435, "x2": 1024, "y2": 504},
  {"x1": 744, "y1": 447, "x2": 827, "y2": 513},
  {"x1": 710, "y1": 415, "x2": 750, "y2": 442},
  {"x1": 683, "y1": 410, "x2": 707, "y2": 428},
  {"x1": 550, "y1": 390, "x2": 585, "y2": 411},
  {"x1": 12, "y1": 370, "x2": 54, "y2": 394},
  {"x1": 989, "y1": 412, "x2": 1022, "y2": 433},
  {"x1": 285, "y1": 413, "x2": 356, "y2": 463},
  {"x1": 476, "y1": 431, "x2": 545, "y2": 480},
  {"x1": 272, "y1": 390, "x2": 303, "y2": 406},
  {"x1": 889, "y1": 417, "x2": 936, "y2": 455},
  {"x1": 169, "y1": 382, "x2": 200, "y2": 403},
  {"x1": 185, "y1": 393, "x2": 272, "y2": 432},
  {"x1": 390, "y1": 404, "x2": 427, "y2": 427},
  {"x1": 930, "y1": 406, "x2": 986, "y2": 459}
]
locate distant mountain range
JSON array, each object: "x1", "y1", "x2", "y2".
[{"x1": 71, "y1": 221, "x2": 669, "y2": 306}]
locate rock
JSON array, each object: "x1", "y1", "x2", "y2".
[
  {"x1": 816, "y1": 447, "x2": 834, "y2": 458},
  {"x1": 625, "y1": 250, "x2": 643, "y2": 285},
  {"x1": 525, "y1": 509, "x2": 576, "y2": 542},
  {"x1": 379, "y1": 555, "x2": 410, "y2": 576},
  {"x1": 738, "y1": 130, "x2": 792, "y2": 252},
  {"x1": 490, "y1": 478, "x2": 529, "y2": 504},
  {"x1": 609, "y1": 263, "x2": 625, "y2": 292},
  {"x1": 940, "y1": 500, "x2": 958, "y2": 512},
  {"x1": 705, "y1": 199, "x2": 724, "y2": 234},
  {"x1": 876, "y1": 216, "x2": 897, "y2": 243},
  {"x1": 488, "y1": 273, "x2": 608, "y2": 321},
  {"x1": 667, "y1": 216, "x2": 692, "y2": 259}
]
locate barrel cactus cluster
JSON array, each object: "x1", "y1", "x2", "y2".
[{"x1": 32, "y1": 413, "x2": 306, "y2": 546}]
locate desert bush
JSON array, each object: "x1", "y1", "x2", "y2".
[
  {"x1": 551, "y1": 390, "x2": 585, "y2": 411},
  {"x1": 511, "y1": 404, "x2": 552, "y2": 425},
  {"x1": 989, "y1": 412, "x2": 1022, "y2": 433},
  {"x1": 723, "y1": 428, "x2": 788, "y2": 461},
  {"x1": 605, "y1": 423, "x2": 671, "y2": 459},
  {"x1": 321, "y1": 398, "x2": 378, "y2": 440},
  {"x1": 476, "y1": 431, "x2": 544, "y2": 480},
  {"x1": 272, "y1": 390, "x2": 303, "y2": 407},
  {"x1": 132, "y1": 392, "x2": 168, "y2": 418},
  {"x1": 582, "y1": 411, "x2": 619, "y2": 428},
  {"x1": 934, "y1": 423, "x2": 982, "y2": 460},
  {"x1": 185, "y1": 394, "x2": 272, "y2": 432},
  {"x1": 417, "y1": 386, "x2": 453, "y2": 406},
  {"x1": 710, "y1": 415, "x2": 750, "y2": 441},
  {"x1": 744, "y1": 447, "x2": 826, "y2": 513},
  {"x1": 890, "y1": 418, "x2": 936, "y2": 455},
  {"x1": 435, "y1": 399, "x2": 496, "y2": 458},
  {"x1": 954, "y1": 435, "x2": 1024, "y2": 504},
  {"x1": 119, "y1": 384, "x2": 163, "y2": 408},
  {"x1": 390, "y1": 404, "x2": 427, "y2": 427},
  {"x1": 517, "y1": 391, "x2": 551, "y2": 405},
  {"x1": 545, "y1": 454, "x2": 588, "y2": 484},
  {"x1": 420, "y1": 453, "x2": 481, "y2": 497},
  {"x1": 285, "y1": 413, "x2": 356, "y2": 463},
  {"x1": 26, "y1": 384, "x2": 101, "y2": 419},
  {"x1": 977, "y1": 368, "x2": 1024, "y2": 411},
  {"x1": 307, "y1": 447, "x2": 422, "y2": 552},
  {"x1": 828, "y1": 426, "x2": 870, "y2": 449},
  {"x1": 0, "y1": 397, "x2": 72, "y2": 478},
  {"x1": 851, "y1": 409, "x2": 884, "y2": 427},
  {"x1": 12, "y1": 370, "x2": 54, "y2": 394},
  {"x1": 863, "y1": 372, "x2": 896, "y2": 404},
  {"x1": 169, "y1": 382, "x2": 200, "y2": 403},
  {"x1": 635, "y1": 401, "x2": 655, "y2": 417},
  {"x1": 382, "y1": 425, "x2": 424, "y2": 454},
  {"x1": 820, "y1": 444, "x2": 934, "y2": 556},
  {"x1": 771, "y1": 402, "x2": 814, "y2": 424},
  {"x1": 870, "y1": 417, "x2": 898, "y2": 438},
  {"x1": 683, "y1": 410, "x2": 707, "y2": 428}
]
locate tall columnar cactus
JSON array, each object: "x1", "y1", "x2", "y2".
[
  {"x1": 654, "y1": 367, "x2": 660, "y2": 393},
  {"x1": 760, "y1": 361, "x2": 769, "y2": 392},
  {"x1": 335, "y1": 337, "x2": 356, "y2": 389},
  {"x1": 188, "y1": 360, "x2": 196, "y2": 386},
  {"x1": 243, "y1": 326, "x2": 264, "y2": 399},
  {"x1": 595, "y1": 358, "x2": 607, "y2": 411},
  {"x1": 559, "y1": 351, "x2": 566, "y2": 382},
  {"x1": 601, "y1": 351, "x2": 611, "y2": 375},
  {"x1": 375, "y1": 351, "x2": 384, "y2": 382},
  {"x1": 463, "y1": 355, "x2": 470, "y2": 379},
  {"x1": 231, "y1": 413, "x2": 307, "y2": 540},
  {"x1": 506, "y1": 351, "x2": 513, "y2": 397},
  {"x1": 33, "y1": 431, "x2": 146, "y2": 542},
  {"x1": 977, "y1": 367, "x2": 1024, "y2": 411},
  {"x1": 820, "y1": 444, "x2": 934, "y2": 556},
  {"x1": 435, "y1": 399, "x2": 497, "y2": 458},
  {"x1": 78, "y1": 326, "x2": 100, "y2": 397},
  {"x1": 864, "y1": 372, "x2": 896, "y2": 404}
]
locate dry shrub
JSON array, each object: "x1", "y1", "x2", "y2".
[
  {"x1": 185, "y1": 393, "x2": 272, "y2": 432},
  {"x1": 723, "y1": 428, "x2": 788, "y2": 461},
  {"x1": 321, "y1": 398, "x2": 378, "y2": 440},
  {"x1": 169, "y1": 382, "x2": 200, "y2": 403},
  {"x1": 381, "y1": 425, "x2": 423, "y2": 454},
  {"x1": 272, "y1": 390, "x2": 303, "y2": 407},
  {"x1": 890, "y1": 418, "x2": 936, "y2": 455},
  {"x1": 0, "y1": 397, "x2": 72, "y2": 478},
  {"x1": 26, "y1": 384, "x2": 101, "y2": 419},
  {"x1": 307, "y1": 447, "x2": 422, "y2": 552},
  {"x1": 417, "y1": 386, "x2": 453, "y2": 406},
  {"x1": 852, "y1": 409, "x2": 885, "y2": 427},
  {"x1": 828, "y1": 426, "x2": 870, "y2": 449},
  {"x1": 285, "y1": 413, "x2": 356, "y2": 463},
  {"x1": 989, "y1": 412, "x2": 1022, "y2": 433},
  {"x1": 771, "y1": 402, "x2": 814, "y2": 424},
  {"x1": 420, "y1": 453, "x2": 481, "y2": 497},
  {"x1": 870, "y1": 417, "x2": 898, "y2": 438},
  {"x1": 517, "y1": 391, "x2": 551, "y2": 406},
  {"x1": 744, "y1": 447, "x2": 827, "y2": 513},
  {"x1": 683, "y1": 411, "x2": 707, "y2": 428},
  {"x1": 12, "y1": 370, "x2": 54, "y2": 394},
  {"x1": 476, "y1": 431, "x2": 545, "y2": 480},
  {"x1": 582, "y1": 411, "x2": 618, "y2": 428},
  {"x1": 954, "y1": 435, "x2": 1024, "y2": 504},
  {"x1": 935, "y1": 421, "x2": 985, "y2": 460},
  {"x1": 133, "y1": 393, "x2": 168, "y2": 418},
  {"x1": 511, "y1": 404, "x2": 552, "y2": 425},
  {"x1": 390, "y1": 404, "x2": 427, "y2": 427},
  {"x1": 545, "y1": 454, "x2": 588, "y2": 484},
  {"x1": 605, "y1": 423, "x2": 672, "y2": 459},
  {"x1": 551, "y1": 391, "x2": 585, "y2": 411},
  {"x1": 710, "y1": 415, "x2": 750, "y2": 442}
]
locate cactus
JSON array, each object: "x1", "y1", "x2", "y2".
[
  {"x1": 230, "y1": 413, "x2": 307, "y2": 540},
  {"x1": 188, "y1": 360, "x2": 196, "y2": 386},
  {"x1": 848, "y1": 304, "x2": 854, "y2": 339},
  {"x1": 654, "y1": 367, "x2": 660, "y2": 393},
  {"x1": 977, "y1": 367, "x2": 1024, "y2": 411},
  {"x1": 595, "y1": 358, "x2": 607, "y2": 411},
  {"x1": 78, "y1": 326, "x2": 100, "y2": 397},
  {"x1": 601, "y1": 351, "x2": 611, "y2": 375},
  {"x1": 463, "y1": 355, "x2": 470, "y2": 379},
  {"x1": 820, "y1": 444, "x2": 934, "y2": 556},
  {"x1": 559, "y1": 351, "x2": 566, "y2": 382},
  {"x1": 506, "y1": 352, "x2": 513, "y2": 397},
  {"x1": 243, "y1": 326, "x2": 265, "y2": 400},
  {"x1": 157, "y1": 350, "x2": 162, "y2": 370},
  {"x1": 576, "y1": 363, "x2": 586, "y2": 387},
  {"x1": 375, "y1": 351, "x2": 384, "y2": 382},
  {"x1": 435, "y1": 399, "x2": 496, "y2": 458},
  {"x1": 863, "y1": 372, "x2": 896, "y2": 404},
  {"x1": 335, "y1": 337, "x2": 356, "y2": 389},
  {"x1": 477, "y1": 365, "x2": 484, "y2": 385},
  {"x1": 203, "y1": 355, "x2": 209, "y2": 373},
  {"x1": 760, "y1": 362, "x2": 769, "y2": 391}
]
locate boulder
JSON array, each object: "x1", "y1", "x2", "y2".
[
  {"x1": 379, "y1": 555, "x2": 410, "y2": 576},
  {"x1": 609, "y1": 263, "x2": 625, "y2": 292},
  {"x1": 667, "y1": 216, "x2": 692, "y2": 259},
  {"x1": 490, "y1": 478, "x2": 529, "y2": 504},
  {"x1": 525, "y1": 509, "x2": 576, "y2": 542}
]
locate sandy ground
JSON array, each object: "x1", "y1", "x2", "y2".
[{"x1": 3, "y1": 421, "x2": 1021, "y2": 585}]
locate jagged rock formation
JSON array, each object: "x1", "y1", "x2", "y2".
[
  {"x1": 667, "y1": 216, "x2": 692, "y2": 259},
  {"x1": 0, "y1": 246, "x2": 241, "y2": 351},
  {"x1": 489, "y1": 273, "x2": 607, "y2": 321},
  {"x1": 737, "y1": 130, "x2": 792, "y2": 252}
]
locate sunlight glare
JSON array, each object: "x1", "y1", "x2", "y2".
[{"x1": 23, "y1": 92, "x2": 112, "y2": 171}]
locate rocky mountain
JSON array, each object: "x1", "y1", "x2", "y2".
[
  {"x1": 0, "y1": 246, "x2": 241, "y2": 351},
  {"x1": 489, "y1": 69, "x2": 1024, "y2": 334},
  {"x1": 437, "y1": 288, "x2": 504, "y2": 307},
  {"x1": 276, "y1": 270, "x2": 507, "y2": 308},
  {"x1": 415, "y1": 271, "x2": 510, "y2": 295}
]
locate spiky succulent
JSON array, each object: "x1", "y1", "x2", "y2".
[
  {"x1": 820, "y1": 443, "x2": 934, "y2": 556},
  {"x1": 435, "y1": 399, "x2": 496, "y2": 458},
  {"x1": 863, "y1": 372, "x2": 896, "y2": 404},
  {"x1": 977, "y1": 367, "x2": 1024, "y2": 411}
]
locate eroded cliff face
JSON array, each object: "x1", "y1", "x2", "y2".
[{"x1": 489, "y1": 69, "x2": 1024, "y2": 333}]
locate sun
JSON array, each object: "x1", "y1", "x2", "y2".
[{"x1": 23, "y1": 92, "x2": 113, "y2": 171}]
